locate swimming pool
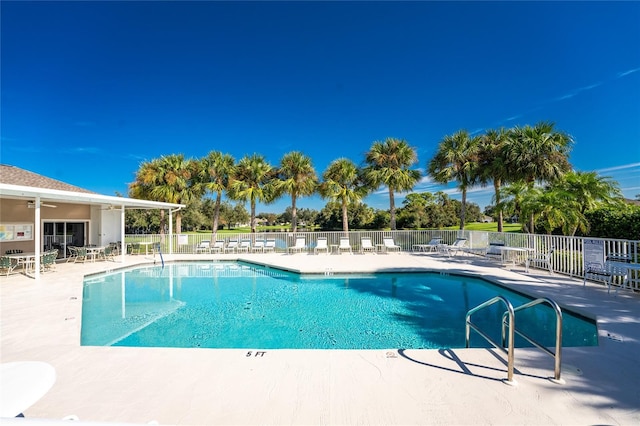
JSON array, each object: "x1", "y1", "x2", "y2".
[{"x1": 80, "y1": 261, "x2": 598, "y2": 349}]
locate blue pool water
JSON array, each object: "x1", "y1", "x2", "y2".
[{"x1": 81, "y1": 261, "x2": 598, "y2": 349}]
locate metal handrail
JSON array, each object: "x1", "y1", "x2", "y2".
[
  {"x1": 465, "y1": 296, "x2": 516, "y2": 383},
  {"x1": 501, "y1": 297, "x2": 563, "y2": 383}
]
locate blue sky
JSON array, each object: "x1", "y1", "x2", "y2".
[{"x1": 2, "y1": 1, "x2": 639, "y2": 214}]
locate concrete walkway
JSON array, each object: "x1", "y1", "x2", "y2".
[{"x1": 1, "y1": 251, "x2": 639, "y2": 425}]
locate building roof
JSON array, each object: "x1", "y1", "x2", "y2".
[
  {"x1": 0, "y1": 164, "x2": 97, "y2": 194},
  {"x1": 0, "y1": 164, "x2": 184, "y2": 210}
]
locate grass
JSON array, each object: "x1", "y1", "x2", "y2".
[{"x1": 440, "y1": 222, "x2": 523, "y2": 233}]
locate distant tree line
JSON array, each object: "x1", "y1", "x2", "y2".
[{"x1": 126, "y1": 121, "x2": 632, "y2": 238}]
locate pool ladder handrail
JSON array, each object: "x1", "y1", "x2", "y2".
[
  {"x1": 465, "y1": 296, "x2": 516, "y2": 383},
  {"x1": 465, "y1": 296, "x2": 564, "y2": 385},
  {"x1": 500, "y1": 297, "x2": 563, "y2": 384}
]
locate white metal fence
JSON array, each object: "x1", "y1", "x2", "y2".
[{"x1": 124, "y1": 230, "x2": 640, "y2": 291}]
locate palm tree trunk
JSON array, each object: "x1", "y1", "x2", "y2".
[
  {"x1": 211, "y1": 192, "x2": 222, "y2": 241},
  {"x1": 494, "y1": 179, "x2": 503, "y2": 233},
  {"x1": 291, "y1": 195, "x2": 297, "y2": 233},
  {"x1": 176, "y1": 212, "x2": 182, "y2": 235},
  {"x1": 341, "y1": 198, "x2": 349, "y2": 234},
  {"x1": 250, "y1": 199, "x2": 257, "y2": 233},
  {"x1": 389, "y1": 188, "x2": 396, "y2": 230},
  {"x1": 159, "y1": 210, "x2": 166, "y2": 236},
  {"x1": 460, "y1": 189, "x2": 467, "y2": 230}
]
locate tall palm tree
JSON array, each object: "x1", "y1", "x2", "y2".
[
  {"x1": 197, "y1": 151, "x2": 236, "y2": 241},
  {"x1": 478, "y1": 128, "x2": 510, "y2": 232},
  {"x1": 275, "y1": 151, "x2": 318, "y2": 232},
  {"x1": 229, "y1": 154, "x2": 275, "y2": 233},
  {"x1": 129, "y1": 154, "x2": 196, "y2": 234},
  {"x1": 428, "y1": 130, "x2": 480, "y2": 230},
  {"x1": 364, "y1": 138, "x2": 421, "y2": 230},
  {"x1": 506, "y1": 121, "x2": 573, "y2": 232},
  {"x1": 318, "y1": 158, "x2": 367, "y2": 233}
]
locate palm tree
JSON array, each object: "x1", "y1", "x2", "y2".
[
  {"x1": 428, "y1": 130, "x2": 480, "y2": 230},
  {"x1": 478, "y1": 128, "x2": 510, "y2": 232},
  {"x1": 318, "y1": 158, "x2": 367, "y2": 233},
  {"x1": 364, "y1": 138, "x2": 421, "y2": 230},
  {"x1": 129, "y1": 154, "x2": 196, "y2": 234},
  {"x1": 560, "y1": 171, "x2": 623, "y2": 214},
  {"x1": 229, "y1": 154, "x2": 275, "y2": 233},
  {"x1": 197, "y1": 151, "x2": 236, "y2": 241},
  {"x1": 275, "y1": 151, "x2": 318, "y2": 232},
  {"x1": 506, "y1": 121, "x2": 573, "y2": 232}
]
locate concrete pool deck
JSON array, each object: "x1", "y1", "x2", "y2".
[{"x1": 1, "y1": 251, "x2": 639, "y2": 425}]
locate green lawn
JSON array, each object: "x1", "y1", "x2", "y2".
[{"x1": 441, "y1": 222, "x2": 522, "y2": 233}]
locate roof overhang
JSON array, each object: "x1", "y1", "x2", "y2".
[{"x1": 0, "y1": 183, "x2": 185, "y2": 210}]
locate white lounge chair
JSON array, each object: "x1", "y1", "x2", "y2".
[
  {"x1": 338, "y1": 237, "x2": 352, "y2": 254},
  {"x1": 412, "y1": 237, "x2": 442, "y2": 253},
  {"x1": 360, "y1": 237, "x2": 375, "y2": 254},
  {"x1": 264, "y1": 239, "x2": 276, "y2": 252},
  {"x1": 583, "y1": 255, "x2": 631, "y2": 294},
  {"x1": 315, "y1": 237, "x2": 329, "y2": 254},
  {"x1": 383, "y1": 237, "x2": 401, "y2": 253},
  {"x1": 195, "y1": 240, "x2": 211, "y2": 254},
  {"x1": 439, "y1": 238, "x2": 467, "y2": 256},
  {"x1": 252, "y1": 240, "x2": 265, "y2": 253},
  {"x1": 224, "y1": 239, "x2": 239, "y2": 253},
  {"x1": 211, "y1": 240, "x2": 225, "y2": 253},
  {"x1": 237, "y1": 239, "x2": 251, "y2": 253},
  {"x1": 288, "y1": 237, "x2": 306, "y2": 254}
]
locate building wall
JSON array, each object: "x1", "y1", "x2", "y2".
[{"x1": 0, "y1": 198, "x2": 91, "y2": 253}]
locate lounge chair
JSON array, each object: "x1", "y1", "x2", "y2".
[
  {"x1": 439, "y1": 238, "x2": 467, "y2": 256},
  {"x1": 252, "y1": 240, "x2": 265, "y2": 253},
  {"x1": 237, "y1": 239, "x2": 251, "y2": 253},
  {"x1": 315, "y1": 237, "x2": 329, "y2": 254},
  {"x1": 288, "y1": 237, "x2": 306, "y2": 254},
  {"x1": 412, "y1": 237, "x2": 442, "y2": 253},
  {"x1": 224, "y1": 239, "x2": 239, "y2": 253},
  {"x1": 0, "y1": 256, "x2": 18, "y2": 277},
  {"x1": 360, "y1": 237, "x2": 376, "y2": 254},
  {"x1": 195, "y1": 240, "x2": 211, "y2": 254},
  {"x1": 527, "y1": 247, "x2": 554, "y2": 274},
  {"x1": 338, "y1": 237, "x2": 352, "y2": 254},
  {"x1": 383, "y1": 237, "x2": 401, "y2": 253},
  {"x1": 264, "y1": 239, "x2": 276, "y2": 253},
  {"x1": 211, "y1": 240, "x2": 225, "y2": 253}
]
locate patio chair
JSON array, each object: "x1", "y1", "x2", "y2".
[
  {"x1": 338, "y1": 237, "x2": 352, "y2": 254},
  {"x1": 288, "y1": 237, "x2": 306, "y2": 254},
  {"x1": 360, "y1": 237, "x2": 376, "y2": 254},
  {"x1": 195, "y1": 240, "x2": 211, "y2": 254},
  {"x1": 264, "y1": 239, "x2": 276, "y2": 253},
  {"x1": 211, "y1": 240, "x2": 225, "y2": 253},
  {"x1": 584, "y1": 256, "x2": 630, "y2": 294},
  {"x1": 383, "y1": 237, "x2": 401, "y2": 253},
  {"x1": 0, "y1": 256, "x2": 18, "y2": 277},
  {"x1": 315, "y1": 237, "x2": 329, "y2": 254},
  {"x1": 74, "y1": 247, "x2": 88, "y2": 263},
  {"x1": 252, "y1": 240, "x2": 265, "y2": 253},
  {"x1": 527, "y1": 247, "x2": 554, "y2": 274},
  {"x1": 129, "y1": 242, "x2": 141, "y2": 255},
  {"x1": 66, "y1": 246, "x2": 78, "y2": 263},
  {"x1": 102, "y1": 245, "x2": 117, "y2": 261},
  {"x1": 439, "y1": 238, "x2": 467, "y2": 257},
  {"x1": 412, "y1": 237, "x2": 442, "y2": 253},
  {"x1": 224, "y1": 239, "x2": 239, "y2": 253},
  {"x1": 41, "y1": 250, "x2": 58, "y2": 272},
  {"x1": 484, "y1": 242, "x2": 505, "y2": 262}
]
